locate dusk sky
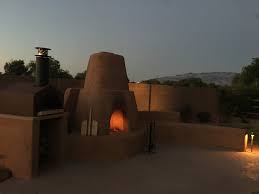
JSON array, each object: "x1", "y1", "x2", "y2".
[{"x1": 0, "y1": 0, "x2": 259, "y2": 81}]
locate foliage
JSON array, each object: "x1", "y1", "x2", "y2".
[
  {"x1": 240, "y1": 115, "x2": 249, "y2": 123},
  {"x1": 220, "y1": 57, "x2": 259, "y2": 121},
  {"x1": 232, "y1": 73, "x2": 241, "y2": 87},
  {"x1": 48, "y1": 58, "x2": 73, "y2": 79},
  {"x1": 162, "y1": 80, "x2": 178, "y2": 85},
  {"x1": 26, "y1": 60, "x2": 36, "y2": 76},
  {"x1": 141, "y1": 79, "x2": 161, "y2": 84},
  {"x1": 4, "y1": 58, "x2": 73, "y2": 79},
  {"x1": 75, "y1": 70, "x2": 86, "y2": 79},
  {"x1": 55, "y1": 69, "x2": 73, "y2": 79},
  {"x1": 141, "y1": 78, "x2": 216, "y2": 88},
  {"x1": 25, "y1": 58, "x2": 73, "y2": 79},
  {"x1": 197, "y1": 112, "x2": 211, "y2": 123},
  {"x1": 232, "y1": 58, "x2": 259, "y2": 88},
  {"x1": 218, "y1": 87, "x2": 234, "y2": 122},
  {"x1": 218, "y1": 87, "x2": 255, "y2": 122},
  {"x1": 174, "y1": 78, "x2": 208, "y2": 87},
  {"x1": 4, "y1": 60, "x2": 27, "y2": 75}
]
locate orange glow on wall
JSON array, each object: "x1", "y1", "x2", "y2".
[
  {"x1": 244, "y1": 134, "x2": 248, "y2": 152},
  {"x1": 110, "y1": 110, "x2": 128, "y2": 132}
]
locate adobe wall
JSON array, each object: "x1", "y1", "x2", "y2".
[
  {"x1": 129, "y1": 83, "x2": 219, "y2": 120},
  {"x1": 0, "y1": 114, "x2": 67, "y2": 179},
  {"x1": 50, "y1": 79, "x2": 84, "y2": 94},
  {"x1": 0, "y1": 115, "x2": 39, "y2": 179},
  {"x1": 66, "y1": 130, "x2": 145, "y2": 160},
  {"x1": 0, "y1": 77, "x2": 220, "y2": 121},
  {"x1": 128, "y1": 83, "x2": 150, "y2": 111},
  {"x1": 155, "y1": 121, "x2": 246, "y2": 151},
  {"x1": 0, "y1": 76, "x2": 84, "y2": 94}
]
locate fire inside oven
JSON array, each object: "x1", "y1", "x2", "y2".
[{"x1": 109, "y1": 110, "x2": 128, "y2": 133}]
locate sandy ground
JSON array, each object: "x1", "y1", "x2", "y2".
[{"x1": 0, "y1": 145, "x2": 259, "y2": 194}]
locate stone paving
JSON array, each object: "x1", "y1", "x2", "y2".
[{"x1": 0, "y1": 145, "x2": 259, "y2": 194}]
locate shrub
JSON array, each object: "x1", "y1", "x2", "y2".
[
  {"x1": 240, "y1": 115, "x2": 249, "y2": 123},
  {"x1": 197, "y1": 112, "x2": 211, "y2": 123}
]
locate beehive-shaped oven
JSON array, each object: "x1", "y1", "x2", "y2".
[{"x1": 65, "y1": 52, "x2": 138, "y2": 135}]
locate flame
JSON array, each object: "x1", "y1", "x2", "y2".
[{"x1": 110, "y1": 110, "x2": 128, "y2": 133}]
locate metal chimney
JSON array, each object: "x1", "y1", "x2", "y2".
[{"x1": 35, "y1": 47, "x2": 51, "y2": 86}]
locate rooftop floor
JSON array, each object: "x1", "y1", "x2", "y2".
[{"x1": 0, "y1": 145, "x2": 259, "y2": 194}]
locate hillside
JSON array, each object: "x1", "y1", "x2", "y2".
[{"x1": 156, "y1": 72, "x2": 237, "y2": 86}]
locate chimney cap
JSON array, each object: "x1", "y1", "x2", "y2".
[
  {"x1": 35, "y1": 47, "x2": 51, "y2": 50},
  {"x1": 35, "y1": 47, "x2": 51, "y2": 57}
]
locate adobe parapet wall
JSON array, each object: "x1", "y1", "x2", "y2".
[
  {"x1": 0, "y1": 77, "x2": 220, "y2": 119},
  {"x1": 129, "y1": 83, "x2": 219, "y2": 120},
  {"x1": 155, "y1": 121, "x2": 246, "y2": 151}
]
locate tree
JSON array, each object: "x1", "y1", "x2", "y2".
[
  {"x1": 162, "y1": 80, "x2": 178, "y2": 86},
  {"x1": 26, "y1": 61, "x2": 36, "y2": 76},
  {"x1": 176, "y1": 78, "x2": 207, "y2": 87},
  {"x1": 56, "y1": 69, "x2": 73, "y2": 79},
  {"x1": 141, "y1": 79, "x2": 161, "y2": 84},
  {"x1": 232, "y1": 73, "x2": 241, "y2": 86},
  {"x1": 232, "y1": 58, "x2": 259, "y2": 88},
  {"x1": 4, "y1": 60, "x2": 27, "y2": 75},
  {"x1": 141, "y1": 78, "x2": 210, "y2": 87},
  {"x1": 49, "y1": 59, "x2": 73, "y2": 79},
  {"x1": 25, "y1": 58, "x2": 73, "y2": 79},
  {"x1": 75, "y1": 70, "x2": 86, "y2": 79}
]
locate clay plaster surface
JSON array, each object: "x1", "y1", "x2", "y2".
[{"x1": 0, "y1": 146, "x2": 259, "y2": 194}]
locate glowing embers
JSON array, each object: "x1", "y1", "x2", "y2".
[{"x1": 110, "y1": 110, "x2": 128, "y2": 133}]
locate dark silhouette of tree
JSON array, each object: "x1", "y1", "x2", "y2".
[
  {"x1": 48, "y1": 58, "x2": 73, "y2": 79},
  {"x1": 232, "y1": 58, "x2": 259, "y2": 87},
  {"x1": 232, "y1": 73, "x2": 241, "y2": 86},
  {"x1": 25, "y1": 58, "x2": 73, "y2": 79},
  {"x1": 4, "y1": 60, "x2": 27, "y2": 75},
  {"x1": 163, "y1": 80, "x2": 178, "y2": 85},
  {"x1": 55, "y1": 69, "x2": 73, "y2": 79},
  {"x1": 75, "y1": 70, "x2": 86, "y2": 79},
  {"x1": 26, "y1": 60, "x2": 36, "y2": 76},
  {"x1": 141, "y1": 79, "x2": 161, "y2": 84},
  {"x1": 141, "y1": 78, "x2": 209, "y2": 87},
  {"x1": 176, "y1": 78, "x2": 207, "y2": 87}
]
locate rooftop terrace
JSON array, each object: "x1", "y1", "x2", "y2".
[{"x1": 0, "y1": 145, "x2": 259, "y2": 194}]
